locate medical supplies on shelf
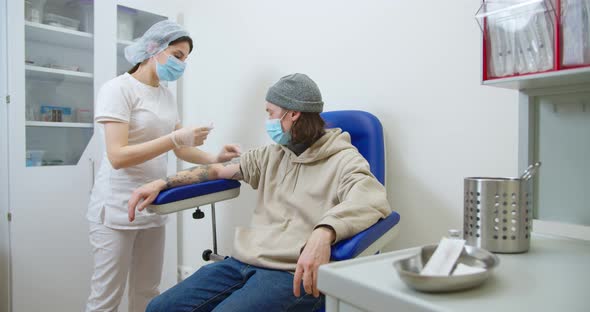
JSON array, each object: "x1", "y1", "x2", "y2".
[
  {"x1": 561, "y1": 0, "x2": 590, "y2": 66},
  {"x1": 477, "y1": 0, "x2": 556, "y2": 78},
  {"x1": 40, "y1": 105, "x2": 73, "y2": 122},
  {"x1": 476, "y1": 0, "x2": 590, "y2": 82}
]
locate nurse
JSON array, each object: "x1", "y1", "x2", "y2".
[{"x1": 85, "y1": 20, "x2": 240, "y2": 312}]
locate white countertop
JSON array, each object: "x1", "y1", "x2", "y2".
[{"x1": 318, "y1": 233, "x2": 590, "y2": 312}]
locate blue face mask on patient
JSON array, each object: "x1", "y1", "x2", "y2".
[
  {"x1": 156, "y1": 53, "x2": 186, "y2": 81},
  {"x1": 265, "y1": 111, "x2": 291, "y2": 145}
]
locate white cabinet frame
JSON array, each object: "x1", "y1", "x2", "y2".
[{"x1": 518, "y1": 84, "x2": 590, "y2": 240}]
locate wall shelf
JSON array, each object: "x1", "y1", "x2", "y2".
[
  {"x1": 25, "y1": 121, "x2": 93, "y2": 128},
  {"x1": 483, "y1": 66, "x2": 590, "y2": 91},
  {"x1": 25, "y1": 21, "x2": 93, "y2": 50},
  {"x1": 25, "y1": 65, "x2": 93, "y2": 83}
]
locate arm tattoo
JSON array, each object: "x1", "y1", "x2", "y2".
[
  {"x1": 231, "y1": 167, "x2": 243, "y2": 180},
  {"x1": 163, "y1": 158, "x2": 242, "y2": 189},
  {"x1": 222, "y1": 158, "x2": 241, "y2": 166},
  {"x1": 218, "y1": 158, "x2": 243, "y2": 180},
  {"x1": 224, "y1": 158, "x2": 243, "y2": 180},
  {"x1": 198, "y1": 169, "x2": 209, "y2": 181},
  {"x1": 165, "y1": 164, "x2": 211, "y2": 189}
]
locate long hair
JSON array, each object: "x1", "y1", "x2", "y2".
[
  {"x1": 128, "y1": 35, "x2": 194, "y2": 74},
  {"x1": 290, "y1": 112, "x2": 326, "y2": 146}
]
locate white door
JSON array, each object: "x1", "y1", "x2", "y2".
[
  {"x1": 1, "y1": 0, "x2": 12, "y2": 311},
  {"x1": 7, "y1": 0, "x2": 95, "y2": 310}
]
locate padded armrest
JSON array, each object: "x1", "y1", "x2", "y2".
[
  {"x1": 330, "y1": 211, "x2": 401, "y2": 261},
  {"x1": 147, "y1": 179, "x2": 241, "y2": 215}
]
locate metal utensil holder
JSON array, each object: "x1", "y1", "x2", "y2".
[{"x1": 463, "y1": 177, "x2": 534, "y2": 253}]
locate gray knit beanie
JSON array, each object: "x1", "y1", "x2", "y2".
[{"x1": 265, "y1": 73, "x2": 324, "y2": 113}]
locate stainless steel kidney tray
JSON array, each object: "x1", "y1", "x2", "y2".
[{"x1": 393, "y1": 244, "x2": 500, "y2": 293}]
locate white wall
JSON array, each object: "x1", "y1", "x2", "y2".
[{"x1": 177, "y1": 0, "x2": 520, "y2": 269}]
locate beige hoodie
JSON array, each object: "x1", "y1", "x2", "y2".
[{"x1": 234, "y1": 128, "x2": 392, "y2": 271}]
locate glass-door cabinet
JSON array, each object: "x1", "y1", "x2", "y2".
[
  {"x1": 116, "y1": 5, "x2": 166, "y2": 76},
  {"x1": 6, "y1": 1, "x2": 180, "y2": 310},
  {"x1": 24, "y1": 0, "x2": 94, "y2": 167}
]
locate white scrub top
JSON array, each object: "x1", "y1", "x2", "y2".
[{"x1": 88, "y1": 73, "x2": 179, "y2": 229}]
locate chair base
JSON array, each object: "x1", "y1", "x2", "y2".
[{"x1": 203, "y1": 249, "x2": 226, "y2": 262}]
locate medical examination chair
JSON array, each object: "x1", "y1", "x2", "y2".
[{"x1": 148, "y1": 110, "x2": 401, "y2": 264}]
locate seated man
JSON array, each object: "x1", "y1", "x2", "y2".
[{"x1": 128, "y1": 73, "x2": 392, "y2": 312}]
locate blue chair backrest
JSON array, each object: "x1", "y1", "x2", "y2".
[{"x1": 320, "y1": 110, "x2": 385, "y2": 185}]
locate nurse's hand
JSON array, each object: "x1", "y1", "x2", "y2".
[
  {"x1": 128, "y1": 179, "x2": 166, "y2": 222},
  {"x1": 170, "y1": 126, "x2": 210, "y2": 148},
  {"x1": 216, "y1": 144, "x2": 242, "y2": 163},
  {"x1": 293, "y1": 227, "x2": 335, "y2": 298}
]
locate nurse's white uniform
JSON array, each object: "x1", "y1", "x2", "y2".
[{"x1": 86, "y1": 72, "x2": 178, "y2": 312}]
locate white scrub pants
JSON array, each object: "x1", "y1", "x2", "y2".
[{"x1": 85, "y1": 222, "x2": 165, "y2": 312}]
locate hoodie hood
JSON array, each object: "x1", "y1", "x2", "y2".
[{"x1": 281, "y1": 128, "x2": 357, "y2": 164}]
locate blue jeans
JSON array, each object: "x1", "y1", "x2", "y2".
[{"x1": 146, "y1": 258, "x2": 324, "y2": 312}]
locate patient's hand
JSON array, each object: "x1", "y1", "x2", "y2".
[
  {"x1": 128, "y1": 179, "x2": 167, "y2": 222},
  {"x1": 293, "y1": 227, "x2": 335, "y2": 298}
]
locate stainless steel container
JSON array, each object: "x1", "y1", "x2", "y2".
[
  {"x1": 463, "y1": 176, "x2": 534, "y2": 253},
  {"x1": 393, "y1": 244, "x2": 500, "y2": 292}
]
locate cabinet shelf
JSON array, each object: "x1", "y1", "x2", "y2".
[
  {"x1": 25, "y1": 21, "x2": 93, "y2": 50},
  {"x1": 117, "y1": 39, "x2": 134, "y2": 56},
  {"x1": 25, "y1": 65, "x2": 93, "y2": 83},
  {"x1": 483, "y1": 66, "x2": 590, "y2": 90},
  {"x1": 26, "y1": 121, "x2": 93, "y2": 128}
]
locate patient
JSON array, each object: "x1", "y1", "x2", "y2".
[{"x1": 128, "y1": 73, "x2": 392, "y2": 312}]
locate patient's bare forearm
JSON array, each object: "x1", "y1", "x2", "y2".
[
  {"x1": 163, "y1": 158, "x2": 242, "y2": 189},
  {"x1": 164, "y1": 164, "x2": 213, "y2": 189},
  {"x1": 219, "y1": 159, "x2": 243, "y2": 180}
]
